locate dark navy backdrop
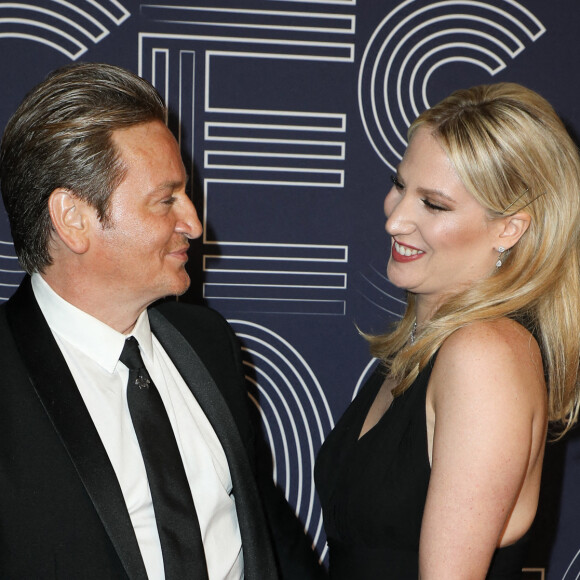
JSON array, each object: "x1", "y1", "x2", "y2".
[{"x1": 1, "y1": 1, "x2": 579, "y2": 577}]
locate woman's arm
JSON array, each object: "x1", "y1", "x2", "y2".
[{"x1": 419, "y1": 319, "x2": 546, "y2": 579}]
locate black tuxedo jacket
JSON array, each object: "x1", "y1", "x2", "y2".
[{"x1": 0, "y1": 277, "x2": 321, "y2": 579}]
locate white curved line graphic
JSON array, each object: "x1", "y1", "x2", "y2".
[
  {"x1": 242, "y1": 337, "x2": 318, "y2": 438},
  {"x1": 230, "y1": 319, "x2": 331, "y2": 546},
  {"x1": 247, "y1": 390, "x2": 278, "y2": 478},
  {"x1": 244, "y1": 353, "x2": 305, "y2": 511},
  {"x1": 561, "y1": 545, "x2": 580, "y2": 579},
  {"x1": 231, "y1": 319, "x2": 334, "y2": 428},
  {"x1": 382, "y1": 8, "x2": 530, "y2": 150},
  {"x1": 246, "y1": 374, "x2": 290, "y2": 489},
  {"x1": 369, "y1": 265, "x2": 407, "y2": 305},
  {"x1": 409, "y1": 44, "x2": 505, "y2": 117},
  {"x1": 389, "y1": 16, "x2": 522, "y2": 147},
  {"x1": 249, "y1": 389, "x2": 324, "y2": 546},
  {"x1": 320, "y1": 543, "x2": 329, "y2": 566},
  {"x1": 420, "y1": 55, "x2": 501, "y2": 110},
  {"x1": 352, "y1": 358, "x2": 379, "y2": 400},
  {"x1": 241, "y1": 339, "x2": 316, "y2": 526},
  {"x1": 0, "y1": 1, "x2": 130, "y2": 58},
  {"x1": 85, "y1": 0, "x2": 130, "y2": 25},
  {"x1": 1, "y1": 3, "x2": 107, "y2": 41},
  {"x1": 415, "y1": 1, "x2": 544, "y2": 40},
  {"x1": 359, "y1": 0, "x2": 545, "y2": 168},
  {"x1": 0, "y1": 19, "x2": 86, "y2": 58},
  {"x1": 396, "y1": 23, "x2": 517, "y2": 126},
  {"x1": 358, "y1": 0, "x2": 412, "y2": 165},
  {"x1": 502, "y1": 0, "x2": 545, "y2": 38},
  {"x1": 0, "y1": 30, "x2": 84, "y2": 58}
]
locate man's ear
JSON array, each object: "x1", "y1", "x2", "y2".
[
  {"x1": 497, "y1": 211, "x2": 531, "y2": 251},
  {"x1": 48, "y1": 188, "x2": 95, "y2": 254}
]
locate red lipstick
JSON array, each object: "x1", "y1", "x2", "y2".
[{"x1": 391, "y1": 240, "x2": 424, "y2": 263}]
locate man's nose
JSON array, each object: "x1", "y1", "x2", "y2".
[{"x1": 177, "y1": 196, "x2": 203, "y2": 239}]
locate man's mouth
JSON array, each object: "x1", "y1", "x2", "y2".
[{"x1": 170, "y1": 246, "x2": 189, "y2": 259}]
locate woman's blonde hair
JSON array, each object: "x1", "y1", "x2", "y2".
[{"x1": 368, "y1": 83, "x2": 580, "y2": 436}]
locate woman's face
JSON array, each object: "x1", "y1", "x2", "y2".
[{"x1": 384, "y1": 127, "x2": 502, "y2": 319}]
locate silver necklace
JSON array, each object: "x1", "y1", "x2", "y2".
[{"x1": 410, "y1": 321, "x2": 417, "y2": 345}]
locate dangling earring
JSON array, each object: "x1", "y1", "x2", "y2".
[{"x1": 496, "y1": 246, "x2": 506, "y2": 268}]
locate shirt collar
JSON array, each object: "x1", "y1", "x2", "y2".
[{"x1": 31, "y1": 273, "x2": 154, "y2": 373}]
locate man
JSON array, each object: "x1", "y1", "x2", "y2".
[{"x1": 0, "y1": 63, "x2": 324, "y2": 579}]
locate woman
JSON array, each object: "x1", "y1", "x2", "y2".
[{"x1": 315, "y1": 83, "x2": 580, "y2": 579}]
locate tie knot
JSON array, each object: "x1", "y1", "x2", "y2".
[{"x1": 120, "y1": 336, "x2": 144, "y2": 371}]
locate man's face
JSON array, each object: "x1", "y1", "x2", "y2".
[{"x1": 89, "y1": 120, "x2": 202, "y2": 312}]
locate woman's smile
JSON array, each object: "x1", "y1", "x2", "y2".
[{"x1": 392, "y1": 239, "x2": 425, "y2": 262}]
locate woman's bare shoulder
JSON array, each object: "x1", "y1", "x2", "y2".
[
  {"x1": 440, "y1": 317, "x2": 539, "y2": 359},
  {"x1": 431, "y1": 318, "x2": 545, "y2": 411}
]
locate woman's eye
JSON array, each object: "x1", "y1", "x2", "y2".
[
  {"x1": 421, "y1": 198, "x2": 448, "y2": 212},
  {"x1": 390, "y1": 174, "x2": 404, "y2": 190}
]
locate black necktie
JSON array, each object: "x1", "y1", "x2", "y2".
[{"x1": 120, "y1": 336, "x2": 209, "y2": 580}]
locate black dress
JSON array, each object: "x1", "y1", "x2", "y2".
[{"x1": 315, "y1": 359, "x2": 529, "y2": 579}]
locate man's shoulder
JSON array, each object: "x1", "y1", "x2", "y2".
[
  {"x1": 0, "y1": 302, "x2": 10, "y2": 327},
  {"x1": 151, "y1": 300, "x2": 246, "y2": 405},
  {"x1": 152, "y1": 300, "x2": 230, "y2": 333},
  {"x1": 151, "y1": 300, "x2": 238, "y2": 355}
]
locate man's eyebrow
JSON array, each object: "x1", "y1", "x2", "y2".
[
  {"x1": 164, "y1": 179, "x2": 187, "y2": 190},
  {"x1": 149, "y1": 177, "x2": 189, "y2": 194}
]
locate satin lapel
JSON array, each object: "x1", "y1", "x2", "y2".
[
  {"x1": 149, "y1": 309, "x2": 278, "y2": 580},
  {"x1": 5, "y1": 278, "x2": 147, "y2": 580}
]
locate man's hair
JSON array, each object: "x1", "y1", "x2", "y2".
[
  {"x1": 368, "y1": 83, "x2": 580, "y2": 435},
  {"x1": 0, "y1": 62, "x2": 166, "y2": 274}
]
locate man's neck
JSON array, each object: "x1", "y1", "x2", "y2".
[{"x1": 39, "y1": 271, "x2": 143, "y2": 334}]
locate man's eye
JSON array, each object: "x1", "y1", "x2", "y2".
[
  {"x1": 390, "y1": 174, "x2": 404, "y2": 190},
  {"x1": 162, "y1": 196, "x2": 177, "y2": 206}
]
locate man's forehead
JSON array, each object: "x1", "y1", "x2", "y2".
[{"x1": 108, "y1": 121, "x2": 188, "y2": 198}]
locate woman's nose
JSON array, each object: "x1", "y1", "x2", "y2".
[{"x1": 384, "y1": 189, "x2": 414, "y2": 236}]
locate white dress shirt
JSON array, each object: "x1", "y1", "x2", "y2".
[{"x1": 31, "y1": 273, "x2": 243, "y2": 579}]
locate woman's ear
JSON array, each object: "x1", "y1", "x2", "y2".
[
  {"x1": 48, "y1": 188, "x2": 95, "y2": 254},
  {"x1": 497, "y1": 211, "x2": 531, "y2": 250}
]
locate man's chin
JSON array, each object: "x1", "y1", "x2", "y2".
[
  {"x1": 150, "y1": 274, "x2": 191, "y2": 304},
  {"x1": 174, "y1": 274, "x2": 191, "y2": 297}
]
